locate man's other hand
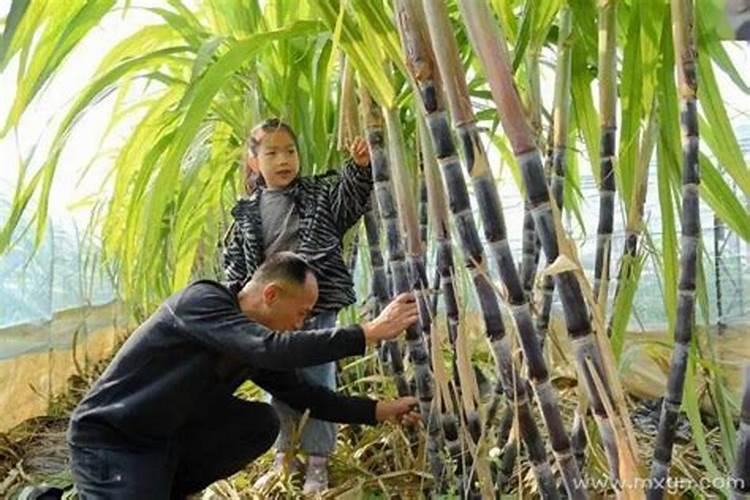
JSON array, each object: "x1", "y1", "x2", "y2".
[
  {"x1": 375, "y1": 397, "x2": 421, "y2": 426},
  {"x1": 361, "y1": 293, "x2": 418, "y2": 344}
]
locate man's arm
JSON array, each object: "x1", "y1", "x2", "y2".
[
  {"x1": 172, "y1": 281, "x2": 366, "y2": 369},
  {"x1": 252, "y1": 368, "x2": 378, "y2": 425}
]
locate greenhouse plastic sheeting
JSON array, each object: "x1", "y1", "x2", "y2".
[
  {"x1": 1, "y1": 197, "x2": 115, "y2": 352},
  {"x1": 1, "y1": 197, "x2": 119, "y2": 430}
]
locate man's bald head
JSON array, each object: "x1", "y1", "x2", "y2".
[
  {"x1": 249, "y1": 251, "x2": 316, "y2": 287},
  {"x1": 238, "y1": 252, "x2": 319, "y2": 330}
]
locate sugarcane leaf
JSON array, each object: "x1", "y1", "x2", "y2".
[
  {"x1": 310, "y1": 0, "x2": 395, "y2": 108},
  {"x1": 571, "y1": 42, "x2": 599, "y2": 180},
  {"x1": 683, "y1": 340, "x2": 727, "y2": 493},
  {"x1": 2, "y1": 0, "x2": 117, "y2": 137},
  {"x1": 564, "y1": 136, "x2": 586, "y2": 234},
  {"x1": 543, "y1": 254, "x2": 578, "y2": 276},
  {"x1": 610, "y1": 252, "x2": 646, "y2": 361},
  {"x1": 699, "y1": 153, "x2": 750, "y2": 242},
  {"x1": 510, "y1": 0, "x2": 534, "y2": 72},
  {"x1": 489, "y1": 132, "x2": 523, "y2": 194},
  {"x1": 701, "y1": 24, "x2": 750, "y2": 93},
  {"x1": 656, "y1": 13, "x2": 681, "y2": 330},
  {"x1": 568, "y1": 0, "x2": 597, "y2": 56},
  {"x1": 144, "y1": 7, "x2": 206, "y2": 47},
  {"x1": 491, "y1": 0, "x2": 518, "y2": 41},
  {"x1": 617, "y1": 1, "x2": 643, "y2": 211},
  {"x1": 657, "y1": 145, "x2": 678, "y2": 331},
  {"x1": 351, "y1": 0, "x2": 406, "y2": 76},
  {"x1": 96, "y1": 24, "x2": 183, "y2": 76},
  {"x1": 3, "y1": 46, "x2": 189, "y2": 253},
  {"x1": 696, "y1": 21, "x2": 750, "y2": 198},
  {"x1": 0, "y1": 0, "x2": 31, "y2": 69},
  {"x1": 138, "y1": 21, "x2": 324, "y2": 276}
]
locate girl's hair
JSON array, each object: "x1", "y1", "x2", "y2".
[{"x1": 244, "y1": 118, "x2": 299, "y2": 193}]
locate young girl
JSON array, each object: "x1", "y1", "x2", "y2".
[{"x1": 223, "y1": 118, "x2": 372, "y2": 494}]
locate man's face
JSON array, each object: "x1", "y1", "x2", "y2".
[{"x1": 261, "y1": 273, "x2": 319, "y2": 330}]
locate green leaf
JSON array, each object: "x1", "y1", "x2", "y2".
[
  {"x1": 656, "y1": 13, "x2": 680, "y2": 331},
  {"x1": 617, "y1": 1, "x2": 643, "y2": 211},
  {"x1": 138, "y1": 21, "x2": 324, "y2": 275},
  {"x1": 144, "y1": 7, "x2": 206, "y2": 47},
  {"x1": 610, "y1": 252, "x2": 645, "y2": 361},
  {"x1": 95, "y1": 24, "x2": 182, "y2": 76},
  {"x1": 683, "y1": 339, "x2": 727, "y2": 495},
  {"x1": 2, "y1": 0, "x2": 117, "y2": 137},
  {"x1": 696, "y1": 10, "x2": 750, "y2": 198},
  {"x1": 571, "y1": 42, "x2": 599, "y2": 180},
  {"x1": 511, "y1": 0, "x2": 534, "y2": 72},
  {"x1": 489, "y1": 132, "x2": 523, "y2": 195},
  {"x1": 702, "y1": 35, "x2": 750, "y2": 93},
  {"x1": 699, "y1": 153, "x2": 750, "y2": 242},
  {"x1": 310, "y1": 0, "x2": 395, "y2": 107},
  {"x1": 0, "y1": 0, "x2": 31, "y2": 69}
]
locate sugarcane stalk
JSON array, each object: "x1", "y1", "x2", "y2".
[
  {"x1": 397, "y1": 2, "x2": 559, "y2": 498},
  {"x1": 421, "y1": 115, "x2": 483, "y2": 496},
  {"x1": 570, "y1": 0, "x2": 604, "y2": 467},
  {"x1": 422, "y1": 0, "x2": 587, "y2": 498},
  {"x1": 713, "y1": 214, "x2": 725, "y2": 330},
  {"x1": 359, "y1": 87, "x2": 443, "y2": 491},
  {"x1": 519, "y1": 51, "x2": 544, "y2": 302},
  {"x1": 458, "y1": 0, "x2": 625, "y2": 487},
  {"x1": 648, "y1": 0, "x2": 702, "y2": 496},
  {"x1": 419, "y1": 168, "x2": 429, "y2": 250},
  {"x1": 520, "y1": 203, "x2": 541, "y2": 300},
  {"x1": 535, "y1": 5, "x2": 574, "y2": 349},
  {"x1": 384, "y1": 104, "x2": 438, "y2": 419},
  {"x1": 420, "y1": 117, "x2": 460, "y2": 358},
  {"x1": 337, "y1": 57, "x2": 360, "y2": 151},
  {"x1": 594, "y1": 0, "x2": 618, "y2": 315},
  {"x1": 608, "y1": 102, "x2": 658, "y2": 332},
  {"x1": 363, "y1": 198, "x2": 410, "y2": 396}
]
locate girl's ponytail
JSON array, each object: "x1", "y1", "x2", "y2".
[{"x1": 244, "y1": 167, "x2": 261, "y2": 194}]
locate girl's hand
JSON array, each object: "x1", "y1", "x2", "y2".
[{"x1": 349, "y1": 136, "x2": 370, "y2": 167}]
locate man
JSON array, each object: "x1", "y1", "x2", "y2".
[{"x1": 68, "y1": 252, "x2": 420, "y2": 499}]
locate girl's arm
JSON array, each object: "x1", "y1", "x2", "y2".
[
  {"x1": 222, "y1": 222, "x2": 248, "y2": 295},
  {"x1": 327, "y1": 158, "x2": 373, "y2": 234}
]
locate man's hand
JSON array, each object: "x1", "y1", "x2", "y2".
[
  {"x1": 349, "y1": 136, "x2": 370, "y2": 167},
  {"x1": 361, "y1": 293, "x2": 418, "y2": 344},
  {"x1": 375, "y1": 397, "x2": 421, "y2": 426}
]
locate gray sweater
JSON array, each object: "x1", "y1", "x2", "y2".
[{"x1": 67, "y1": 280, "x2": 376, "y2": 449}]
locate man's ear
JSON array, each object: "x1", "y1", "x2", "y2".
[{"x1": 262, "y1": 283, "x2": 280, "y2": 306}]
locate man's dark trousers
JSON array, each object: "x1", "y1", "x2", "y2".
[{"x1": 69, "y1": 398, "x2": 279, "y2": 499}]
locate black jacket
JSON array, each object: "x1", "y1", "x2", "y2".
[
  {"x1": 67, "y1": 280, "x2": 376, "y2": 449},
  {"x1": 223, "y1": 160, "x2": 372, "y2": 313}
]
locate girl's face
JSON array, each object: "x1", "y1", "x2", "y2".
[{"x1": 248, "y1": 129, "x2": 300, "y2": 190}]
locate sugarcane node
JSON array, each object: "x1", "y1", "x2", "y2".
[
  {"x1": 426, "y1": 114, "x2": 454, "y2": 158},
  {"x1": 420, "y1": 82, "x2": 439, "y2": 114},
  {"x1": 442, "y1": 415, "x2": 459, "y2": 439},
  {"x1": 467, "y1": 412, "x2": 482, "y2": 443}
]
